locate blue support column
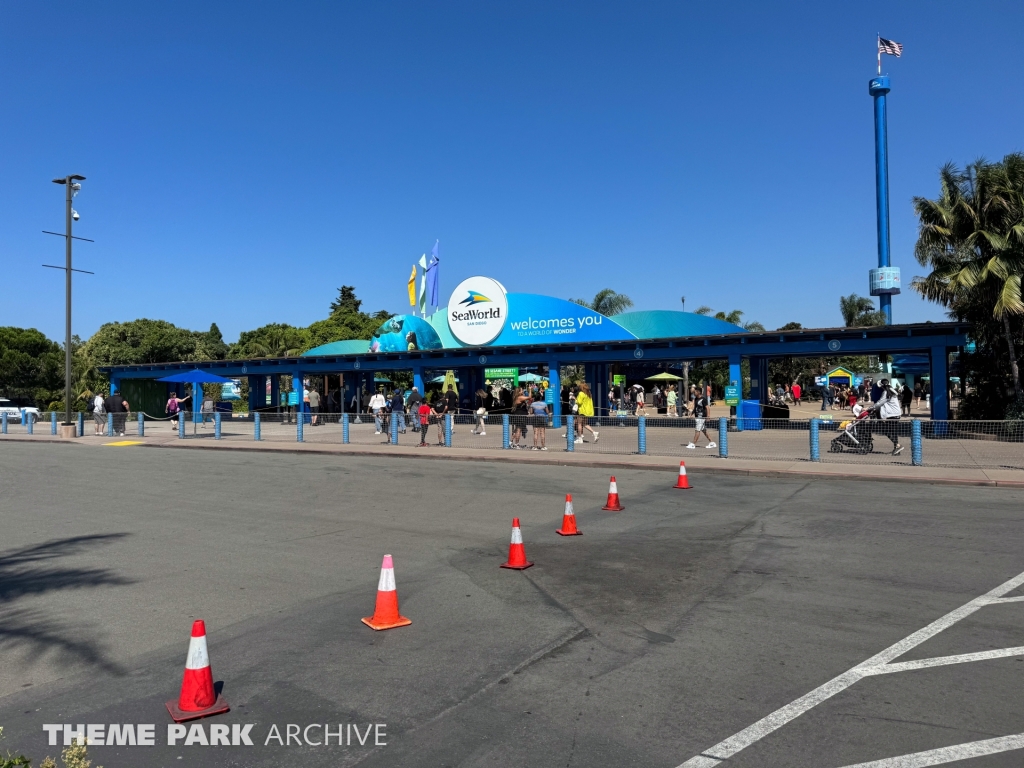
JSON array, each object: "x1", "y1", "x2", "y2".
[
  {"x1": 729, "y1": 353, "x2": 743, "y2": 431},
  {"x1": 412, "y1": 366, "x2": 425, "y2": 397},
  {"x1": 638, "y1": 416, "x2": 647, "y2": 454},
  {"x1": 107, "y1": 412, "x2": 113, "y2": 437},
  {"x1": 718, "y1": 417, "x2": 728, "y2": 457},
  {"x1": 254, "y1": 412, "x2": 262, "y2": 440},
  {"x1": 215, "y1": 412, "x2": 222, "y2": 439},
  {"x1": 270, "y1": 376, "x2": 280, "y2": 411},
  {"x1": 193, "y1": 381, "x2": 202, "y2": 423},
  {"x1": 26, "y1": 412, "x2": 34, "y2": 435},
  {"x1": 138, "y1": 412, "x2": 145, "y2": 437},
  {"x1": 566, "y1": 415, "x2": 575, "y2": 451},
  {"x1": 342, "y1": 413, "x2": 349, "y2": 443},
  {"x1": 502, "y1": 414, "x2": 510, "y2": 449},
  {"x1": 548, "y1": 361, "x2": 562, "y2": 428},
  {"x1": 870, "y1": 75, "x2": 894, "y2": 325},
  {"x1": 810, "y1": 418, "x2": 820, "y2": 462},
  {"x1": 293, "y1": 373, "x2": 304, "y2": 441},
  {"x1": 912, "y1": 419, "x2": 922, "y2": 466},
  {"x1": 51, "y1": 411, "x2": 57, "y2": 435},
  {"x1": 77, "y1": 412, "x2": 83, "y2": 436},
  {"x1": 444, "y1": 413, "x2": 452, "y2": 447},
  {"x1": 248, "y1": 375, "x2": 264, "y2": 414},
  {"x1": 929, "y1": 345, "x2": 949, "y2": 423}
]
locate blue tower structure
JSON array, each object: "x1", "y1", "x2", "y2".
[{"x1": 868, "y1": 75, "x2": 901, "y2": 323}]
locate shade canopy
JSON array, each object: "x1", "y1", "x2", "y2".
[
  {"x1": 519, "y1": 372, "x2": 546, "y2": 382},
  {"x1": 156, "y1": 370, "x2": 235, "y2": 384},
  {"x1": 645, "y1": 372, "x2": 683, "y2": 381}
]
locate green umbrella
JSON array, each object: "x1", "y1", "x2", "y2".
[{"x1": 645, "y1": 372, "x2": 683, "y2": 381}]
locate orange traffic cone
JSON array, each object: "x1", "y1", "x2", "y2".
[
  {"x1": 673, "y1": 461, "x2": 692, "y2": 489},
  {"x1": 362, "y1": 554, "x2": 412, "y2": 630},
  {"x1": 556, "y1": 494, "x2": 582, "y2": 536},
  {"x1": 501, "y1": 517, "x2": 534, "y2": 569},
  {"x1": 166, "y1": 620, "x2": 230, "y2": 722},
  {"x1": 602, "y1": 476, "x2": 625, "y2": 511}
]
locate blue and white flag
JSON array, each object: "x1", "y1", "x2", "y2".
[{"x1": 426, "y1": 240, "x2": 440, "y2": 307}]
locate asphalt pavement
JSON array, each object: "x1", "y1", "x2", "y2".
[{"x1": 1, "y1": 442, "x2": 1022, "y2": 767}]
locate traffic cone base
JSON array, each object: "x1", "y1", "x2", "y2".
[
  {"x1": 674, "y1": 461, "x2": 692, "y2": 489},
  {"x1": 602, "y1": 476, "x2": 625, "y2": 511},
  {"x1": 165, "y1": 694, "x2": 230, "y2": 723},
  {"x1": 556, "y1": 493, "x2": 582, "y2": 536},
  {"x1": 362, "y1": 555, "x2": 412, "y2": 630},
  {"x1": 501, "y1": 517, "x2": 534, "y2": 569},
  {"x1": 167, "y1": 620, "x2": 229, "y2": 722}
]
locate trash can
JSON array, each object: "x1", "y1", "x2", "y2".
[{"x1": 739, "y1": 400, "x2": 763, "y2": 430}]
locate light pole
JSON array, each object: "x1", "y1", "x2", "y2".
[{"x1": 45, "y1": 175, "x2": 89, "y2": 427}]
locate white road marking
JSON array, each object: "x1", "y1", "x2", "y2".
[
  {"x1": 982, "y1": 594, "x2": 1024, "y2": 604},
  {"x1": 834, "y1": 732, "x2": 1024, "y2": 767},
  {"x1": 864, "y1": 646, "x2": 1024, "y2": 675},
  {"x1": 677, "y1": 569, "x2": 1024, "y2": 768}
]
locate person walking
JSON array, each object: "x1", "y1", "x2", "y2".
[
  {"x1": 473, "y1": 388, "x2": 488, "y2": 435},
  {"x1": 510, "y1": 388, "x2": 530, "y2": 448},
  {"x1": 104, "y1": 389, "x2": 129, "y2": 436},
  {"x1": 390, "y1": 389, "x2": 406, "y2": 434},
  {"x1": 530, "y1": 393, "x2": 549, "y2": 450},
  {"x1": 901, "y1": 381, "x2": 913, "y2": 416},
  {"x1": 791, "y1": 381, "x2": 802, "y2": 406},
  {"x1": 432, "y1": 394, "x2": 447, "y2": 445},
  {"x1": 369, "y1": 389, "x2": 386, "y2": 434},
  {"x1": 407, "y1": 386, "x2": 422, "y2": 417},
  {"x1": 574, "y1": 382, "x2": 599, "y2": 444},
  {"x1": 200, "y1": 392, "x2": 215, "y2": 428},
  {"x1": 444, "y1": 385, "x2": 459, "y2": 432},
  {"x1": 869, "y1": 379, "x2": 904, "y2": 456},
  {"x1": 91, "y1": 391, "x2": 106, "y2": 435},
  {"x1": 417, "y1": 398, "x2": 431, "y2": 447},
  {"x1": 634, "y1": 386, "x2": 648, "y2": 416},
  {"x1": 308, "y1": 387, "x2": 321, "y2": 426},
  {"x1": 166, "y1": 392, "x2": 189, "y2": 430},
  {"x1": 666, "y1": 385, "x2": 678, "y2": 417},
  {"x1": 914, "y1": 382, "x2": 922, "y2": 409},
  {"x1": 686, "y1": 389, "x2": 716, "y2": 450}
]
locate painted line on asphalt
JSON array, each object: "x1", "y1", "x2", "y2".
[
  {"x1": 981, "y1": 594, "x2": 1024, "y2": 604},
  {"x1": 863, "y1": 646, "x2": 1024, "y2": 676},
  {"x1": 833, "y1": 732, "x2": 1024, "y2": 767},
  {"x1": 676, "y1": 568, "x2": 1024, "y2": 768}
]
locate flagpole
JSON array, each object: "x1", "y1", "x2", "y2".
[{"x1": 877, "y1": 34, "x2": 881, "y2": 76}]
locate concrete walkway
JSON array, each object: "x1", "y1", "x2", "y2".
[{"x1": 4, "y1": 431, "x2": 1024, "y2": 487}]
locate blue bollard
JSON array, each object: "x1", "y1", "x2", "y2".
[
  {"x1": 77, "y1": 412, "x2": 83, "y2": 437},
  {"x1": 107, "y1": 412, "x2": 114, "y2": 437},
  {"x1": 178, "y1": 412, "x2": 185, "y2": 439},
  {"x1": 1, "y1": 412, "x2": 6, "y2": 434},
  {"x1": 138, "y1": 412, "x2": 145, "y2": 437},
  {"x1": 342, "y1": 413, "x2": 349, "y2": 444},
  {"x1": 297, "y1": 411, "x2": 304, "y2": 442},
  {"x1": 566, "y1": 415, "x2": 575, "y2": 452},
  {"x1": 391, "y1": 411, "x2": 399, "y2": 445},
  {"x1": 912, "y1": 419, "x2": 922, "y2": 466},
  {"x1": 215, "y1": 412, "x2": 222, "y2": 439},
  {"x1": 26, "y1": 412, "x2": 34, "y2": 435},
  {"x1": 254, "y1": 412, "x2": 262, "y2": 441},
  {"x1": 718, "y1": 417, "x2": 728, "y2": 458},
  {"x1": 444, "y1": 413, "x2": 452, "y2": 447},
  {"x1": 638, "y1": 416, "x2": 647, "y2": 455},
  {"x1": 51, "y1": 411, "x2": 57, "y2": 435},
  {"x1": 810, "y1": 418, "x2": 820, "y2": 462},
  {"x1": 501, "y1": 414, "x2": 510, "y2": 449}
]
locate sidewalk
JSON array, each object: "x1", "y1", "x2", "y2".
[{"x1": 4, "y1": 431, "x2": 1024, "y2": 488}]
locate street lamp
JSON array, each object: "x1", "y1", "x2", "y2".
[{"x1": 44, "y1": 175, "x2": 92, "y2": 429}]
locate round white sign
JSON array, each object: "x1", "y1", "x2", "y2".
[{"x1": 447, "y1": 276, "x2": 509, "y2": 346}]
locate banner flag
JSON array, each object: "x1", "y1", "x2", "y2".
[
  {"x1": 418, "y1": 254, "x2": 427, "y2": 314},
  {"x1": 426, "y1": 241, "x2": 440, "y2": 307}
]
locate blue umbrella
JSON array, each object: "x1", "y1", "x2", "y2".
[{"x1": 156, "y1": 370, "x2": 235, "y2": 384}]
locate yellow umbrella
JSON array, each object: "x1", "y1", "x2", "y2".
[{"x1": 443, "y1": 369, "x2": 459, "y2": 398}]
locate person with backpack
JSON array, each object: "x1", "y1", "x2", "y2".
[
  {"x1": 90, "y1": 391, "x2": 106, "y2": 436},
  {"x1": 166, "y1": 392, "x2": 190, "y2": 430},
  {"x1": 686, "y1": 390, "x2": 717, "y2": 450}
]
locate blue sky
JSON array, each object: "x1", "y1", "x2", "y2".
[{"x1": 2, "y1": 1, "x2": 1023, "y2": 342}]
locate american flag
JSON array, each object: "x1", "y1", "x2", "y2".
[{"x1": 878, "y1": 37, "x2": 903, "y2": 57}]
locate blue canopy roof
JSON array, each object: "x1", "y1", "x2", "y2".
[{"x1": 157, "y1": 370, "x2": 235, "y2": 384}]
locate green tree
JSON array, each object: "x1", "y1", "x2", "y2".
[
  {"x1": 839, "y1": 294, "x2": 886, "y2": 327},
  {"x1": 231, "y1": 323, "x2": 307, "y2": 358},
  {"x1": 913, "y1": 154, "x2": 1024, "y2": 401},
  {"x1": 0, "y1": 327, "x2": 65, "y2": 405},
  {"x1": 777, "y1": 322, "x2": 803, "y2": 331},
  {"x1": 569, "y1": 289, "x2": 634, "y2": 316}
]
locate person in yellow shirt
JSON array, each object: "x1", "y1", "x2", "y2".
[{"x1": 573, "y1": 382, "x2": 600, "y2": 444}]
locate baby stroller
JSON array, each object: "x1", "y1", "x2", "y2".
[{"x1": 829, "y1": 405, "x2": 873, "y2": 454}]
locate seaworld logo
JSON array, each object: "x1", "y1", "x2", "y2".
[{"x1": 459, "y1": 291, "x2": 492, "y2": 307}]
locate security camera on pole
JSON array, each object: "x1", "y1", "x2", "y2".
[{"x1": 43, "y1": 175, "x2": 94, "y2": 434}]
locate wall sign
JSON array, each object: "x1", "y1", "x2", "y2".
[{"x1": 447, "y1": 276, "x2": 509, "y2": 346}]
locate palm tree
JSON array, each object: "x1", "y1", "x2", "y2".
[
  {"x1": 693, "y1": 306, "x2": 765, "y2": 331},
  {"x1": 839, "y1": 294, "x2": 885, "y2": 327},
  {"x1": 569, "y1": 289, "x2": 634, "y2": 316},
  {"x1": 912, "y1": 155, "x2": 1024, "y2": 398}
]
